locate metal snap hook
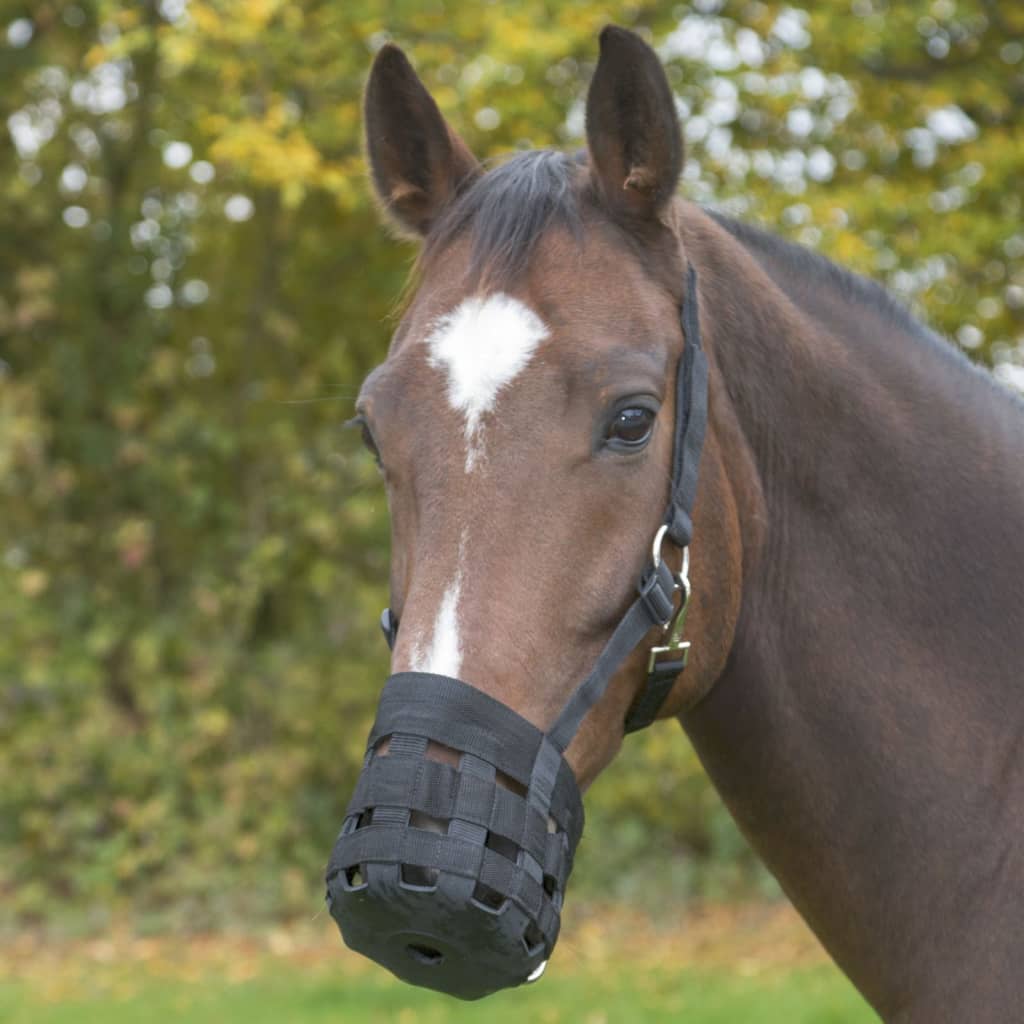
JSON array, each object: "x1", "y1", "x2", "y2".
[{"x1": 647, "y1": 531, "x2": 692, "y2": 673}]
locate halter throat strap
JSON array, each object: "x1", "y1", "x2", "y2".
[{"x1": 379, "y1": 263, "x2": 708, "y2": 740}]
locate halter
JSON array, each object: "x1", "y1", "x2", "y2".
[
  {"x1": 378, "y1": 262, "x2": 708, "y2": 734},
  {"x1": 327, "y1": 263, "x2": 708, "y2": 999}
]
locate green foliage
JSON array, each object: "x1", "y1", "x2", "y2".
[{"x1": 1, "y1": 0, "x2": 1021, "y2": 924}]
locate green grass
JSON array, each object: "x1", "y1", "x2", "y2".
[
  {"x1": 1, "y1": 962, "x2": 876, "y2": 1024},
  {"x1": 1, "y1": 905, "x2": 879, "y2": 1023}
]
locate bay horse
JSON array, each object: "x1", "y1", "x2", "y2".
[{"x1": 331, "y1": 25, "x2": 1024, "y2": 1022}]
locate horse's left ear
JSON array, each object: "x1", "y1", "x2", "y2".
[
  {"x1": 585, "y1": 26, "x2": 684, "y2": 223},
  {"x1": 364, "y1": 43, "x2": 482, "y2": 237}
]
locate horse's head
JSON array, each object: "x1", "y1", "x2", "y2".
[{"x1": 327, "y1": 26, "x2": 744, "y2": 999}]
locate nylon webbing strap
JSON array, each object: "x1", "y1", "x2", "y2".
[
  {"x1": 664, "y1": 264, "x2": 708, "y2": 548},
  {"x1": 547, "y1": 559, "x2": 676, "y2": 751},
  {"x1": 622, "y1": 656, "x2": 686, "y2": 733},
  {"x1": 365, "y1": 672, "x2": 585, "y2": 850}
]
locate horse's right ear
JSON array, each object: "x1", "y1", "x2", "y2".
[{"x1": 364, "y1": 44, "x2": 481, "y2": 238}]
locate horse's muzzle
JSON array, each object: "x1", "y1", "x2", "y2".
[{"x1": 325, "y1": 672, "x2": 584, "y2": 999}]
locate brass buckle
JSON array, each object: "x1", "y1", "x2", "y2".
[{"x1": 648, "y1": 525, "x2": 691, "y2": 673}]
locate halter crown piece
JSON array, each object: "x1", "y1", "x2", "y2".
[{"x1": 326, "y1": 264, "x2": 709, "y2": 999}]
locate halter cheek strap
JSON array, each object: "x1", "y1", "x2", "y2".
[{"x1": 380, "y1": 264, "x2": 708, "y2": 736}]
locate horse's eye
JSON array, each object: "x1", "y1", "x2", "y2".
[
  {"x1": 606, "y1": 406, "x2": 656, "y2": 450},
  {"x1": 360, "y1": 422, "x2": 382, "y2": 465},
  {"x1": 349, "y1": 413, "x2": 382, "y2": 467}
]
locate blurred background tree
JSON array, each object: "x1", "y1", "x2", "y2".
[{"x1": 1, "y1": 0, "x2": 1021, "y2": 929}]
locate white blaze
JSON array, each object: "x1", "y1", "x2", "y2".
[
  {"x1": 411, "y1": 296, "x2": 546, "y2": 675},
  {"x1": 410, "y1": 533, "x2": 468, "y2": 678},
  {"x1": 419, "y1": 576, "x2": 463, "y2": 677},
  {"x1": 425, "y1": 292, "x2": 549, "y2": 472}
]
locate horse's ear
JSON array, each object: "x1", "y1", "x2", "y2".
[
  {"x1": 585, "y1": 26, "x2": 684, "y2": 223},
  {"x1": 364, "y1": 44, "x2": 481, "y2": 237}
]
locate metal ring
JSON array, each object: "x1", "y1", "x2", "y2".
[
  {"x1": 651, "y1": 524, "x2": 670, "y2": 568},
  {"x1": 652, "y1": 527, "x2": 690, "y2": 590}
]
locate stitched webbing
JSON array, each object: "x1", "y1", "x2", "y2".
[
  {"x1": 345, "y1": 752, "x2": 574, "y2": 872},
  {"x1": 370, "y1": 673, "x2": 545, "y2": 790}
]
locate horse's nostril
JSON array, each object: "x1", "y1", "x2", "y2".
[{"x1": 406, "y1": 943, "x2": 444, "y2": 966}]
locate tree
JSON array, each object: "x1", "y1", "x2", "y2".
[{"x1": 1, "y1": 0, "x2": 1020, "y2": 922}]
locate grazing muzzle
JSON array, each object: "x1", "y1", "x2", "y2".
[
  {"x1": 326, "y1": 265, "x2": 707, "y2": 999},
  {"x1": 325, "y1": 673, "x2": 583, "y2": 999}
]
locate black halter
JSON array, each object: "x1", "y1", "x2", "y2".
[
  {"x1": 327, "y1": 264, "x2": 708, "y2": 999},
  {"x1": 378, "y1": 262, "x2": 708, "y2": 735}
]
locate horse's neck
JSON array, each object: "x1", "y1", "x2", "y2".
[{"x1": 682, "y1": 213, "x2": 1024, "y2": 1021}]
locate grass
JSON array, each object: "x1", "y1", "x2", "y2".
[{"x1": 1, "y1": 904, "x2": 878, "y2": 1023}]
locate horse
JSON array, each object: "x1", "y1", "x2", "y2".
[{"x1": 326, "y1": 25, "x2": 1024, "y2": 1022}]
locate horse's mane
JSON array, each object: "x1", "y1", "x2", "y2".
[
  {"x1": 707, "y1": 209, "x2": 1023, "y2": 413},
  {"x1": 706, "y1": 209, "x2": 939, "y2": 346}
]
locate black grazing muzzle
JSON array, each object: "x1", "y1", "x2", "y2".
[
  {"x1": 326, "y1": 266, "x2": 708, "y2": 999},
  {"x1": 325, "y1": 673, "x2": 583, "y2": 999}
]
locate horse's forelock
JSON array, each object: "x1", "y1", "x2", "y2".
[{"x1": 422, "y1": 149, "x2": 584, "y2": 288}]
